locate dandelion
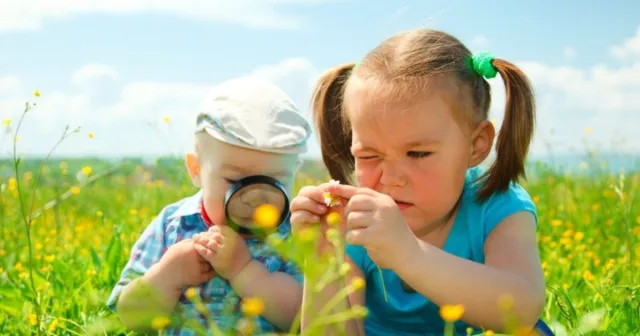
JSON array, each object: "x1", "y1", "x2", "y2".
[
  {"x1": 151, "y1": 316, "x2": 171, "y2": 330},
  {"x1": 15, "y1": 262, "x2": 23, "y2": 272},
  {"x1": 47, "y1": 318, "x2": 59, "y2": 333},
  {"x1": 2, "y1": 119, "x2": 10, "y2": 126},
  {"x1": 484, "y1": 331, "x2": 495, "y2": 336},
  {"x1": 34, "y1": 89, "x2": 41, "y2": 97},
  {"x1": 162, "y1": 116, "x2": 171, "y2": 123},
  {"x1": 28, "y1": 314, "x2": 37, "y2": 326},
  {"x1": 0, "y1": 267, "x2": 4, "y2": 274},
  {"x1": 81, "y1": 166, "x2": 92, "y2": 176},
  {"x1": 326, "y1": 211, "x2": 342, "y2": 226},
  {"x1": 583, "y1": 270, "x2": 595, "y2": 282},
  {"x1": 439, "y1": 304, "x2": 464, "y2": 323},
  {"x1": 88, "y1": 132, "x2": 94, "y2": 139},
  {"x1": 241, "y1": 297, "x2": 265, "y2": 317},
  {"x1": 70, "y1": 186, "x2": 81, "y2": 195},
  {"x1": 351, "y1": 277, "x2": 365, "y2": 291},
  {"x1": 253, "y1": 204, "x2": 279, "y2": 228},
  {"x1": 185, "y1": 287, "x2": 198, "y2": 301},
  {"x1": 44, "y1": 255, "x2": 55, "y2": 262}
]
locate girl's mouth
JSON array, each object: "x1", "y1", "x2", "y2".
[{"x1": 395, "y1": 201, "x2": 413, "y2": 210}]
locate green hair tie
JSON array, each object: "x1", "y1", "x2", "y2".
[{"x1": 471, "y1": 51, "x2": 497, "y2": 79}]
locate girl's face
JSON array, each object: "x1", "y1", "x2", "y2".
[{"x1": 344, "y1": 79, "x2": 493, "y2": 237}]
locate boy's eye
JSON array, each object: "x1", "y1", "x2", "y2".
[{"x1": 407, "y1": 151, "x2": 431, "y2": 158}]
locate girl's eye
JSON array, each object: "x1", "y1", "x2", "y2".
[
  {"x1": 408, "y1": 151, "x2": 431, "y2": 159},
  {"x1": 356, "y1": 156, "x2": 377, "y2": 160},
  {"x1": 224, "y1": 178, "x2": 237, "y2": 184}
]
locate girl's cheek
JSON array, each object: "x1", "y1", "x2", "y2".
[{"x1": 355, "y1": 161, "x2": 379, "y2": 188}]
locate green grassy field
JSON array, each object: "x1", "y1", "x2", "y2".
[{"x1": 0, "y1": 154, "x2": 638, "y2": 335}]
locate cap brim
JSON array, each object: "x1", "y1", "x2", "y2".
[{"x1": 201, "y1": 127, "x2": 307, "y2": 155}]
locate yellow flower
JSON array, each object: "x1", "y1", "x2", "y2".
[
  {"x1": 34, "y1": 90, "x2": 41, "y2": 97},
  {"x1": 44, "y1": 255, "x2": 55, "y2": 262},
  {"x1": 253, "y1": 204, "x2": 279, "y2": 228},
  {"x1": 70, "y1": 186, "x2": 81, "y2": 195},
  {"x1": 241, "y1": 297, "x2": 265, "y2": 317},
  {"x1": 8, "y1": 178, "x2": 17, "y2": 191},
  {"x1": 47, "y1": 318, "x2": 59, "y2": 333},
  {"x1": 484, "y1": 331, "x2": 495, "y2": 336},
  {"x1": 439, "y1": 304, "x2": 464, "y2": 323},
  {"x1": 351, "y1": 277, "x2": 365, "y2": 290},
  {"x1": 96, "y1": 210, "x2": 103, "y2": 217},
  {"x1": 82, "y1": 166, "x2": 92, "y2": 176},
  {"x1": 583, "y1": 270, "x2": 595, "y2": 281},
  {"x1": 162, "y1": 116, "x2": 171, "y2": 123},
  {"x1": 0, "y1": 267, "x2": 4, "y2": 274},
  {"x1": 326, "y1": 211, "x2": 342, "y2": 226},
  {"x1": 28, "y1": 313, "x2": 37, "y2": 326},
  {"x1": 574, "y1": 231, "x2": 584, "y2": 241},
  {"x1": 15, "y1": 262, "x2": 23, "y2": 272},
  {"x1": 88, "y1": 132, "x2": 94, "y2": 139},
  {"x1": 185, "y1": 287, "x2": 198, "y2": 301},
  {"x1": 2, "y1": 119, "x2": 10, "y2": 126},
  {"x1": 550, "y1": 219, "x2": 562, "y2": 227},
  {"x1": 151, "y1": 316, "x2": 171, "y2": 330}
]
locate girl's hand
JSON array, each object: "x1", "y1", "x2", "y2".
[
  {"x1": 290, "y1": 181, "x2": 346, "y2": 255},
  {"x1": 326, "y1": 183, "x2": 420, "y2": 270}
]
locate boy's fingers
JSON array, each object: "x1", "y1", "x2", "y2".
[{"x1": 194, "y1": 244, "x2": 215, "y2": 262}]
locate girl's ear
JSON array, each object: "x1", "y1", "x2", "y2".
[
  {"x1": 185, "y1": 152, "x2": 202, "y2": 187},
  {"x1": 469, "y1": 120, "x2": 495, "y2": 167}
]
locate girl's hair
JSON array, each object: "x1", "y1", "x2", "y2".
[{"x1": 312, "y1": 29, "x2": 535, "y2": 202}]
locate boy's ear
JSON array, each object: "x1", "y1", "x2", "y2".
[
  {"x1": 468, "y1": 120, "x2": 495, "y2": 167},
  {"x1": 185, "y1": 152, "x2": 202, "y2": 187}
]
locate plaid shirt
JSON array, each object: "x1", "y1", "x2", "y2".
[{"x1": 106, "y1": 190, "x2": 302, "y2": 335}]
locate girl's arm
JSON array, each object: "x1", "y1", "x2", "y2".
[
  {"x1": 397, "y1": 211, "x2": 545, "y2": 332},
  {"x1": 300, "y1": 256, "x2": 366, "y2": 336}
]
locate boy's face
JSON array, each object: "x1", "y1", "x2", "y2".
[{"x1": 186, "y1": 134, "x2": 299, "y2": 228}]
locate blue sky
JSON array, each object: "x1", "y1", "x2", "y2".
[{"x1": 1, "y1": 0, "x2": 639, "y2": 160}]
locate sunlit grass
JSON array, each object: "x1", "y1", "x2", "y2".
[{"x1": 1, "y1": 93, "x2": 639, "y2": 335}]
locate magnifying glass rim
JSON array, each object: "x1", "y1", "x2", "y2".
[{"x1": 223, "y1": 174, "x2": 290, "y2": 236}]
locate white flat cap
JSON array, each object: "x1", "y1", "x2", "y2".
[{"x1": 194, "y1": 76, "x2": 312, "y2": 155}]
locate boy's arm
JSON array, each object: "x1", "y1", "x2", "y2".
[
  {"x1": 229, "y1": 259, "x2": 302, "y2": 331},
  {"x1": 107, "y1": 210, "x2": 176, "y2": 332}
]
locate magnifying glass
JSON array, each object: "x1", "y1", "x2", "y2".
[{"x1": 223, "y1": 175, "x2": 290, "y2": 237}]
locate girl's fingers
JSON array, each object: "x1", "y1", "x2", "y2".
[
  {"x1": 345, "y1": 210, "x2": 370, "y2": 230},
  {"x1": 290, "y1": 195, "x2": 328, "y2": 215},
  {"x1": 290, "y1": 210, "x2": 322, "y2": 229}
]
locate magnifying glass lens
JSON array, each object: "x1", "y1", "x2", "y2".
[{"x1": 224, "y1": 175, "x2": 290, "y2": 235}]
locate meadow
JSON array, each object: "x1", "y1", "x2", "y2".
[{"x1": 1, "y1": 106, "x2": 639, "y2": 335}]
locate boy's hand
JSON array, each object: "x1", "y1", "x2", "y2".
[
  {"x1": 147, "y1": 239, "x2": 215, "y2": 293},
  {"x1": 290, "y1": 181, "x2": 346, "y2": 255},
  {"x1": 193, "y1": 225, "x2": 252, "y2": 281}
]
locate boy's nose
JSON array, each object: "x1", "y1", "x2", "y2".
[{"x1": 241, "y1": 189, "x2": 269, "y2": 208}]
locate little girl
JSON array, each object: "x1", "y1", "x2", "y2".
[{"x1": 290, "y1": 28, "x2": 553, "y2": 335}]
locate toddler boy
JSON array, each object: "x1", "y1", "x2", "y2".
[{"x1": 107, "y1": 76, "x2": 312, "y2": 335}]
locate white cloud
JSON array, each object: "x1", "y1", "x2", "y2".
[
  {"x1": 609, "y1": 26, "x2": 640, "y2": 59},
  {"x1": 0, "y1": 57, "x2": 320, "y2": 158},
  {"x1": 0, "y1": 0, "x2": 330, "y2": 32},
  {"x1": 486, "y1": 28, "x2": 640, "y2": 156}
]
